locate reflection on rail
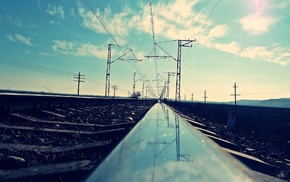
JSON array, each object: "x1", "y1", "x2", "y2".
[{"x1": 85, "y1": 103, "x2": 255, "y2": 181}]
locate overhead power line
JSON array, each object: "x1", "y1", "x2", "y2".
[
  {"x1": 83, "y1": 0, "x2": 157, "y2": 98},
  {"x1": 0, "y1": 56, "x2": 74, "y2": 77},
  {"x1": 84, "y1": 0, "x2": 119, "y2": 46},
  {"x1": 196, "y1": 0, "x2": 221, "y2": 40},
  {"x1": 96, "y1": 0, "x2": 129, "y2": 49}
]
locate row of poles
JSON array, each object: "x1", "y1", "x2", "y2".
[
  {"x1": 182, "y1": 83, "x2": 240, "y2": 108},
  {"x1": 73, "y1": 71, "x2": 240, "y2": 107},
  {"x1": 102, "y1": 40, "x2": 196, "y2": 100},
  {"x1": 73, "y1": 67, "x2": 240, "y2": 108}
]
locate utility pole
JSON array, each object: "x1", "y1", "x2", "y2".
[
  {"x1": 191, "y1": 93, "x2": 194, "y2": 102},
  {"x1": 111, "y1": 85, "x2": 118, "y2": 98},
  {"x1": 73, "y1": 72, "x2": 85, "y2": 96},
  {"x1": 133, "y1": 72, "x2": 136, "y2": 95},
  {"x1": 105, "y1": 44, "x2": 112, "y2": 97},
  {"x1": 203, "y1": 90, "x2": 208, "y2": 103},
  {"x1": 175, "y1": 39, "x2": 195, "y2": 101},
  {"x1": 165, "y1": 72, "x2": 175, "y2": 99},
  {"x1": 159, "y1": 83, "x2": 167, "y2": 100},
  {"x1": 142, "y1": 82, "x2": 145, "y2": 99},
  {"x1": 147, "y1": 88, "x2": 151, "y2": 99},
  {"x1": 104, "y1": 44, "x2": 133, "y2": 97},
  {"x1": 230, "y1": 82, "x2": 240, "y2": 108},
  {"x1": 141, "y1": 80, "x2": 150, "y2": 99},
  {"x1": 145, "y1": 86, "x2": 150, "y2": 99},
  {"x1": 147, "y1": 40, "x2": 195, "y2": 101}
]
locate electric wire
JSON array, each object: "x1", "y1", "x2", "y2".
[
  {"x1": 84, "y1": 0, "x2": 119, "y2": 47},
  {"x1": 96, "y1": 0, "x2": 129, "y2": 49},
  {"x1": 83, "y1": 0, "x2": 157, "y2": 97},
  {"x1": 0, "y1": 56, "x2": 74, "y2": 77},
  {"x1": 196, "y1": 0, "x2": 221, "y2": 40},
  {"x1": 183, "y1": 0, "x2": 209, "y2": 60},
  {"x1": 190, "y1": 0, "x2": 209, "y2": 39}
]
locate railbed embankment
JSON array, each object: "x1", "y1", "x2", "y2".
[
  {"x1": 165, "y1": 100, "x2": 290, "y2": 181},
  {"x1": 0, "y1": 93, "x2": 157, "y2": 182}
]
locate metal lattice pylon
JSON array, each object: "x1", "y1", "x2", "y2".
[
  {"x1": 175, "y1": 40, "x2": 195, "y2": 101},
  {"x1": 105, "y1": 44, "x2": 112, "y2": 97}
]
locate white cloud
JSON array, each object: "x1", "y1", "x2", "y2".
[
  {"x1": 52, "y1": 40, "x2": 74, "y2": 53},
  {"x1": 271, "y1": 47, "x2": 290, "y2": 66},
  {"x1": 46, "y1": 4, "x2": 64, "y2": 19},
  {"x1": 49, "y1": 20, "x2": 55, "y2": 24},
  {"x1": 4, "y1": 15, "x2": 22, "y2": 27},
  {"x1": 260, "y1": 1, "x2": 290, "y2": 11},
  {"x1": 214, "y1": 41, "x2": 241, "y2": 55},
  {"x1": 78, "y1": 0, "x2": 207, "y2": 42},
  {"x1": 51, "y1": 40, "x2": 107, "y2": 59},
  {"x1": 240, "y1": 46, "x2": 273, "y2": 60},
  {"x1": 240, "y1": 13, "x2": 277, "y2": 34},
  {"x1": 77, "y1": 0, "x2": 289, "y2": 67},
  {"x1": 207, "y1": 24, "x2": 228, "y2": 39},
  {"x1": 0, "y1": 15, "x2": 36, "y2": 28},
  {"x1": 78, "y1": 3, "x2": 129, "y2": 37},
  {"x1": 239, "y1": 45, "x2": 290, "y2": 66},
  {"x1": 5, "y1": 34, "x2": 15, "y2": 42},
  {"x1": 5, "y1": 33, "x2": 32, "y2": 46},
  {"x1": 143, "y1": 0, "x2": 205, "y2": 39},
  {"x1": 155, "y1": 0, "x2": 198, "y2": 25},
  {"x1": 76, "y1": 43, "x2": 107, "y2": 58},
  {"x1": 197, "y1": 25, "x2": 229, "y2": 48},
  {"x1": 15, "y1": 34, "x2": 32, "y2": 46},
  {"x1": 78, "y1": 6, "x2": 107, "y2": 34},
  {"x1": 39, "y1": 52, "x2": 49, "y2": 56}
]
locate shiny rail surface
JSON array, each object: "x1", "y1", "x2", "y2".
[{"x1": 85, "y1": 102, "x2": 256, "y2": 182}]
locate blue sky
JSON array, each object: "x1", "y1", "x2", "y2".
[{"x1": 0, "y1": 0, "x2": 290, "y2": 102}]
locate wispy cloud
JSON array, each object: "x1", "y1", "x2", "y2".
[
  {"x1": 0, "y1": 15, "x2": 22, "y2": 27},
  {"x1": 207, "y1": 24, "x2": 228, "y2": 39},
  {"x1": 49, "y1": 20, "x2": 54, "y2": 24},
  {"x1": 239, "y1": 45, "x2": 290, "y2": 66},
  {"x1": 240, "y1": 13, "x2": 278, "y2": 34},
  {"x1": 131, "y1": 0, "x2": 207, "y2": 40},
  {"x1": 255, "y1": 1, "x2": 290, "y2": 12},
  {"x1": 197, "y1": 25, "x2": 290, "y2": 66},
  {"x1": 77, "y1": 0, "x2": 207, "y2": 42},
  {"x1": 51, "y1": 40, "x2": 107, "y2": 59},
  {"x1": 46, "y1": 4, "x2": 64, "y2": 19},
  {"x1": 52, "y1": 40, "x2": 74, "y2": 53},
  {"x1": 37, "y1": 0, "x2": 42, "y2": 11},
  {"x1": 197, "y1": 24, "x2": 229, "y2": 48},
  {"x1": 78, "y1": 7, "x2": 106, "y2": 34},
  {"x1": 240, "y1": 46, "x2": 273, "y2": 60},
  {"x1": 77, "y1": 2, "x2": 130, "y2": 43},
  {"x1": 214, "y1": 41, "x2": 241, "y2": 55},
  {"x1": 39, "y1": 52, "x2": 49, "y2": 56},
  {"x1": 5, "y1": 33, "x2": 33, "y2": 46},
  {"x1": 0, "y1": 14, "x2": 36, "y2": 28},
  {"x1": 77, "y1": 0, "x2": 289, "y2": 66},
  {"x1": 76, "y1": 43, "x2": 107, "y2": 58}
]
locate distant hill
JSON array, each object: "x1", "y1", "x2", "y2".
[{"x1": 235, "y1": 98, "x2": 290, "y2": 109}]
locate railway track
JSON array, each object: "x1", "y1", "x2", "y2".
[
  {"x1": 0, "y1": 93, "x2": 156, "y2": 181},
  {"x1": 0, "y1": 93, "x2": 288, "y2": 181}
]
